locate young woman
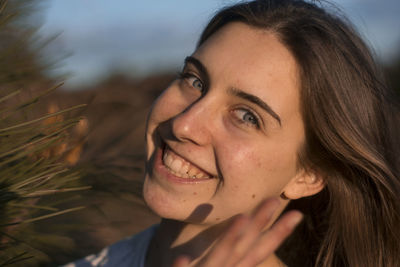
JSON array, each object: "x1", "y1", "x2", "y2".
[{"x1": 67, "y1": 1, "x2": 400, "y2": 266}]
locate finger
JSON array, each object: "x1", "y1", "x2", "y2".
[
  {"x1": 201, "y1": 214, "x2": 250, "y2": 267},
  {"x1": 224, "y1": 198, "x2": 280, "y2": 265},
  {"x1": 250, "y1": 198, "x2": 281, "y2": 229},
  {"x1": 172, "y1": 255, "x2": 191, "y2": 267},
  {"x1": 237, "y1": 210, "x2": 303, "y2": 267}
]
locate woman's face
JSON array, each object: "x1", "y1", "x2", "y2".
[{"x1": 143, "y1": 22, "x2": 305, "y2": 224}]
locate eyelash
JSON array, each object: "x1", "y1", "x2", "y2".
[
  {"x1": 231, "y1": 108, "x2": 260, "y2": 129},
  {"x1": 177, "y1": 70, "x2": 261, "y2": 129},
  {"x1": 177, "y1": 71, "x2": 206, "y2": 93}
]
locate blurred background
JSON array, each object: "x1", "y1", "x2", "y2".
[
  {"x1": 1, "y1": 0, "x2": 399, "y2": 266},
  {"x1": 40, "y1": 0, "x2": 400, "y2": 89}
]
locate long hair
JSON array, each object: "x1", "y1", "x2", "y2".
[{"x1": 197, "y1": 1, "x2": 400, "y2": 266}]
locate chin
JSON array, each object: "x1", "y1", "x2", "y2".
[
  {"x1": 143, "y1": 176, "x2": 221, "y2": 224},
  {"x1": 143, "y1": 174, "x2": 187, "y2": 221}
]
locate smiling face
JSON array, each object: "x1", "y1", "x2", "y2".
[{"x1": 143, "y1": 22, "x2": 307, "y2": 224}]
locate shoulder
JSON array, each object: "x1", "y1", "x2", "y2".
[{"x1": 62, "y1": 224, "x2": 159, "y2": 267}]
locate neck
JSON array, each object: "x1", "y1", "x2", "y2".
[{"x1": 145, "y1": 218, "x2": 286, "y2": 267}]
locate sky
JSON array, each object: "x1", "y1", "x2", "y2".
[{"x1": 39, "y1": 0, "x2": 400, "y2": 89}]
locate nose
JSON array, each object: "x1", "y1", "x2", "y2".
[{"x1": 170, "y1": 99, "x2": 213, "y2": 146}]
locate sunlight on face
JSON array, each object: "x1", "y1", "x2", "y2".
[{"x1": 143, "y1": 22, "x2": 305, "y2": 224}]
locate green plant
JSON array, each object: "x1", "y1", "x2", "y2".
[
  {"x1": 0, "y1": 1, "x2": 88, "y2": 265},
  {"x1": 0, "y1": 86, "x2": 88, "y2": 266}
]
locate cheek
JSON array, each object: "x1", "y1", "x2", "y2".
[
  {"x1": 146, "y1": 90, "x2": 177, "y2": 158},
  {"x1": 148, "y1": 90, "x2": 177, "y2": 125},
  {"x1": 218, "y1": 140, "x2": 298, "y2": 196},
  {"x1": 147, "y1": 83, "x2": 196, "y2": 130},
  {"x1": 146, "y1": 87, "x2": 184, "y2": 143}
]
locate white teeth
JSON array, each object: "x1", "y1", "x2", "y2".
[
  {"x1": 162, "y1": 147, "x2": 211, "y2": 179},
  {"x1": 171, "y1": 159, "x2": 182, "y2": 171},
  {"x1": 196, "y1": 173, "x2": 205, "y2": 179},
  {"x1": 187, "y1": 167, "x2": 198, "y2": 178},
  {"x1": 181, "y1": 164, "x2": 189, "y2": 175},
  {"x1": 163, "y1": 150, "x2": 173, "y2": 166}
]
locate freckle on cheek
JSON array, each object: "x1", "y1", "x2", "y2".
[
  {"x1": 252, "y1": 194, "x2": 256, "y2": 199},
  {"x1": 216, "y1": 218, "x2": 220, "y2": 221}
]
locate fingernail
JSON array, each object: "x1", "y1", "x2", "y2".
[{"x1": 289, "y1": 212, "x2": 303, "y2": 228}]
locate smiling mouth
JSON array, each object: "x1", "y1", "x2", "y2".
[{"x1": 162, "y1": 145, "x2": 214, "y2": 179}]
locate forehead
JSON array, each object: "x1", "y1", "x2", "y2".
[{"x1": 193, "y1": 22, "x2": 301, "y2": 127}]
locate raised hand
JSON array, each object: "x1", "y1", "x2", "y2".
[{"x1": 173, "y1": 198, "x2": 302, "y2": 267}]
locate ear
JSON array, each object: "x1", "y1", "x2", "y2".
[{"x1": 282, "y1": 169, "x2": 325, "y2": 200}]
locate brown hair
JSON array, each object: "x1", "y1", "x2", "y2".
[{"x1": 198, "y1": 1, "x2": 400, "y2": 266}]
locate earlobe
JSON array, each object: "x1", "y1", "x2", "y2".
[{"x1": 281, "y1": 171, "x2": 325, "y2": 200}]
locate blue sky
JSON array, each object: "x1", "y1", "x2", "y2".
[{"x1": 40, "y1": 0, "x2": 400, "y2": 88}]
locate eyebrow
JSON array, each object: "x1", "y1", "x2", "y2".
[
  {"x1": 228, "y1": 88, "x2": 281, "y2": 126},
  {"x1": 184, "y1": 56, "x2": 210, "y2": 86},
  {"x1": 184, "y1": 56, "x2": 281, "y2": 126}
]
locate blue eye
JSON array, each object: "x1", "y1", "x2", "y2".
[
  {"x1": 232, "y1": 108, "x2": 260, "y2": 128},
  {"x1": 243, "y1": 112, "x2": 257, "y2": 124},
  {"x1": 177, "y1": 72, "x2": 205, "y2": 93},
  {"x1": 188, "y1": 76, "x2": 204, "y2": 92}
]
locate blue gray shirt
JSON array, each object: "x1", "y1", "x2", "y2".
[{"x1": 63, "y1": 225, "x2": 158, "y2": 267}]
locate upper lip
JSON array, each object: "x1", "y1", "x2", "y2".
[{"x1": 162, "y1": 142, "x2": 217, "y2": 178}]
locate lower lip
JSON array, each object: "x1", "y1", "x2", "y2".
[{"x1": 153, "y1": 146, "x2": 214, "y2": 184}]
